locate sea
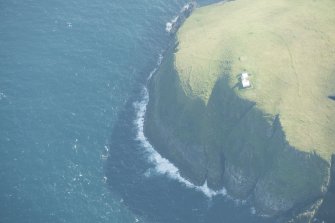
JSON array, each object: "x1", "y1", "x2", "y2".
[{"x1": 0, "y1": 0, "x2": 274, "y2": 222}]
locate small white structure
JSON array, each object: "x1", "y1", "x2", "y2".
[
  {"x1": 241, "y1": 72, "x2": 251, "y2": 88},
  {"x1": 165, "y1": 22, "x2": 173, "y2": 33}
]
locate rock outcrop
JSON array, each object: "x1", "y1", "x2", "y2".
[
  {"x1": 144, "y1": 52, "x2": 330, "y2": 216},
  {"x1": 144, "y1": 0, "x2": 335, "y2": 218}
]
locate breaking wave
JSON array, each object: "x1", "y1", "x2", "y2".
[{"x1": 133, "y1": 54, "x2": 227, "y2": 198}]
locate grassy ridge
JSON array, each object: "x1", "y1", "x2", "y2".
[{"x1": 175, "y1": 0, "x2": 335, "y2": 159}]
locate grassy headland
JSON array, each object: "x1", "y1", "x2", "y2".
[
  {"x1": 176, "y1": 0, "x2": 335, "y2": 159},
  {"x1": 145, "y1": 0, "x2": 335, "y2": 216}
]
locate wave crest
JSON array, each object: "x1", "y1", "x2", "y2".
[{"x1": 133, "y1": 54, "x2": 227, "y2": 198}]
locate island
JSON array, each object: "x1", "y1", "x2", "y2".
[{"x1": 144, "y1": 0, "x2": 335, "y2": 220}]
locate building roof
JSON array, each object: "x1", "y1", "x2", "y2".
[
  {"x1": 241, "y1": 72, "x2": 249, "y2": 79},
  {"x1": 242, "y1": 78, "x2": 251, "y2": 88},
  {"x1": 241, "y1": 72, "x2": 250, "y2": 88}
]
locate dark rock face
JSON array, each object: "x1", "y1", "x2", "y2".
[
  {"x1": 144, "y1": 53, "x2": 209, "y2": 185},
  {"x1": 223, "y1": 161, "x2": 258, "y2": 198},
  {"x1": 254, "y1": 179, "x2": 295, "y2": 216},
  {"x1": 145, "y1": 115, "x2": 208, "y2": 185},
  {"x1": 144, "y1": 52, "x2": 331, "y2": 217},
  {"x1": 281, "y1": 155, "x2": 335, "y2": 223}
]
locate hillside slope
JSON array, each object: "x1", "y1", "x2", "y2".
[
  {"x1": 176, "y1": 0, "x2": 335, "y2": 159},
  {"x1": 145, "y1": 0, "x2": 335, "y2": 217}
]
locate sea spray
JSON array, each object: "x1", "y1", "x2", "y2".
[
  {"x1": 133, "y1": 0, "x2": 252, "y2": 206},
  {"x1": 133, "y1": 54, "x2": 260, "y2": 216},
  {"x1": 165, "y1": 1, "x2": 197, "y2": 34},
  {"x1": 133, "y1": 54, "x2": 227, "y2": 198}
]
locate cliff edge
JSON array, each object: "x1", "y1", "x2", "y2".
[{"x1": 144, "y1": 0, "x2": 335, "y2": 217}]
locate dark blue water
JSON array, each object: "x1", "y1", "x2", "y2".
[{"x1": 0, "y1": 0, "x2": 274, "y2": 222}]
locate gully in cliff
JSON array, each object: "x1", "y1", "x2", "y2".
[{"x1": 165, "y1": 2, "x2": 196, "y2": 34}]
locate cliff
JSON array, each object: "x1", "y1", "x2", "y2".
[{"x1": 144, "y1": 0, "x2": 335, "y2": 217}]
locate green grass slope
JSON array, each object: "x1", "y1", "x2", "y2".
[
  {"x1": 145, "y1": 0, "x2": 334, "y2": 216},
  {"x1": 176, "y1": 0, "x2": 335, "y2": 160}
]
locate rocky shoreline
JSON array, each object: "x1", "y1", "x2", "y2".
[
  {"x1": 144, "y1": 51, "x2": 331, "y2": 219},
  {"x1": 144, "y1": 0, "x2": 334, "y2": 221}
]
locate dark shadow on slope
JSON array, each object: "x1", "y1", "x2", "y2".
[
  {"x1": 328, "y1": 95, "x2": 335, "y2": 101},
  {"x1": 104, "y1": 1, "x2": 276, "y2": 222},
  {"x1": 205, "y1": 70, "x2": 330, "y2": 218},
  {"x1": 105, "y1": 57, "x2": 273, "y2": 223},
  {"x1": 105, "y1": 68, "x2": 207, "y2": 223},
  {"x1": 144, "y1": 46, "x2": 210, "y2": 186}
]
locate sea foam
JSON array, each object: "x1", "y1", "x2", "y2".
[{"x1": 133, "y1": 54, "x2": 227, "y2": 198}]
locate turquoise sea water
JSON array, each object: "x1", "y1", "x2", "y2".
[{"x1": 1, "y1": 1, "x2": 273, "y2": 222}]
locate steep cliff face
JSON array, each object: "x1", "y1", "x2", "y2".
[
  {"x1": 145, "y1": 50, "x2": 330, "y2": 215},
  {"x1": 145, "y1": 51, "x2": 209, "y2": 185},
  {"x1": 144, "y1": 0, "x2": 335, "y2": 217}
]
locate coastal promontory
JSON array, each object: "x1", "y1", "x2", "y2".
[{"x1": 145, "y1": 0, "x2": 335, "y2": 219}]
